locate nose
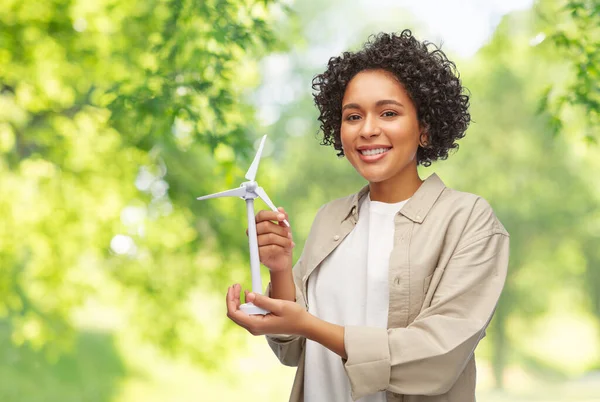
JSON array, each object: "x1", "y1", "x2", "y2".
[{"x1": 359, "y1": 115, "x2": 382, "y2": 139}]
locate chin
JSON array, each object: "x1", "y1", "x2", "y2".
[
  {"x1": 358, "y1": 172, "x2": 390, "y2": 184},
  {"x1": 369, "y1": 178, "x2": 391, "y2": 185},
  {"x1": 353, "y1": 164, "x2": 390, "y2": 181}
]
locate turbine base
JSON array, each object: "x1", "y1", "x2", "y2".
[{"x1": 240, "y1": 302, "x2": 269, "y2": 315}]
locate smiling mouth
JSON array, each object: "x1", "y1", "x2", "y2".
[{"x1": 359, "y1": 147, "x2": 391, "y2": 156}]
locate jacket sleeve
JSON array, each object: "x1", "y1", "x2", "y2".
[
  {"x1": 343, "y1": 210, "x2": 510, "y2": 399},
  {"x1": 264, "y1": 254, "x2": 307, "y2": 367}
]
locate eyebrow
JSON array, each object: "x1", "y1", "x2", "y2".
[{"x1": 341, "y1": 99, "x2": 404, "y2": 112}]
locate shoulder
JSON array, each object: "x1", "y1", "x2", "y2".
[
  {"x1": 304, "y1": 188, "x2": 363, "y2": 237},
  {"x1": 315, "y1": 187, "x2": 364, "y2": 222},
  {"x1": 435, "y1": 187, "x2": 509, "y2": 244},
  {"x1": 319, "y1": 193, "x2": 354, "y2": 217},
  {"x1": 308, "y1": 197, "x2": 348, "y2": 234}
]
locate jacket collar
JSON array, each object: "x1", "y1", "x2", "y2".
[{"x1": 342, "y1": 173, "x2": 446, "y2": 224}]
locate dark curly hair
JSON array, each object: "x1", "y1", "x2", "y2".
[{"x1": 312, "y1": 30, "x2": 471, "y2": 167}]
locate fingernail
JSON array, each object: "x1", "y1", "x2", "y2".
[
  {"x1": 277, "y1": 213, "x2": 285, "y2": 220},
  {"x1": 248, "y1": 292, "x2": 255, "y2": 297},
  {"x1": 292, "y1": 242, "x2": 296, "y2": 247}
]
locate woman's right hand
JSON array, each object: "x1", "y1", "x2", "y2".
[{"x1": 251, "y1": 207, "x2": 294, "y2": 273}]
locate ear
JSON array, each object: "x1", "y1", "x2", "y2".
[{"x1": 419, "y1": 130, "x2": 430, "y2": 148}]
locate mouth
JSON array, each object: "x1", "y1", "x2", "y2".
[
  {"x1": 358, "y1": 147, "x2": 391, "y2": 156},
  {"x1": 357, "y1": 147, "x2": 391, "y2": 162}
]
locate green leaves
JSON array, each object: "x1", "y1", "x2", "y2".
[
  {"x1": 0, "y1": 0, "x2": 285, "y2": 365},
  {"x1": 538, "y1": 0, "x2": 600, "y2": 140}
]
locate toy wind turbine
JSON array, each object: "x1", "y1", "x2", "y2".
[{"x1": 197, "y1": 135, "x2": 289, "y2": 315}]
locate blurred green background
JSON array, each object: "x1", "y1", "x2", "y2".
[{"x1": 1, "y1": 0, "x2": 599, "y2": 401}]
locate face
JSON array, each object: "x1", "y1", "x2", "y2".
[{"x1": 340, "y1": 69, "x2": 423, "y2": 186}]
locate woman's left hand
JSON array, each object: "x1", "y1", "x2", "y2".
[{"x1": 226, "y1": 284, "x2": 309, "y2": 336}]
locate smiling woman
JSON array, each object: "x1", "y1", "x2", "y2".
[{"x1": 226, "y1": 30, "x2": 509, "y2": 402}]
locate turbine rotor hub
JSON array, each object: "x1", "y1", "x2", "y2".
[{"x1": 244, "y1": 181, "x2": 258, "y2": 191}]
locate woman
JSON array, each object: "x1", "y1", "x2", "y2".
[{"x1": 226, "y1": 30, "x2": 509, "y2": 402}]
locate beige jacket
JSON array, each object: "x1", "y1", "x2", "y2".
[{"x1": 266, "y1": 173, "x2": 510, "y2": 402}]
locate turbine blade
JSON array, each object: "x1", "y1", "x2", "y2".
[
  {"x1": 255, "y1": 187, "x2": 290, "y2": 227},
  {"x1": 245, "y1": 135, "x2": 267, "y2": 181},
  {"x1": 197, "y1": 186, "x2": 246, "y2": 201}
]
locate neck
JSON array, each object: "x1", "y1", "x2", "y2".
[{"x1": 369, "y1": 166, "x2": 423, "y2": 203}]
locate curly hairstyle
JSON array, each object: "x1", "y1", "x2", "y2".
[{"x1": 312, "y1": 30, "x2": 471, "y2": 167}]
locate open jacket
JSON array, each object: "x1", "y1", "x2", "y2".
[{"x1": 266, "y1": 173, "x2": 510, "y2": 402}]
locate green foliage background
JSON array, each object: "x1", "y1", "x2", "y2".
[{"x1": 0, "y1": 0, "x2": 598, "y2": 401}]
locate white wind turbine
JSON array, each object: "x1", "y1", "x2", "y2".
[{"x1": 197, "y1": 135, "x2": 289, "y2": 315}]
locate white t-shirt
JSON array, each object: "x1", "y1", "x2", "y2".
[{"x1": 305, "y1": 193, "x2": 409, "y2": 402}]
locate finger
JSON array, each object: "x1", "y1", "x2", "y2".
[
  {"x1": 225, "y1": 286, "x2": 230, "y2": 311},
  {"x1": 246, "y1": 293, "x2": 282, "y2": 315},
  {"x1": 250, "y1": 222, "x2": 290, "y2": 241},
  {"x1": 226, "y1": 285, "x2": 252, "y2": 329},
  {"x1": 233, "y1": 284, "x2": 242, "y2": 310},
  {"x1": 277, "y1": 208, "x2": 290, "y2": 227},
  {"x1": 276, "y1": 207, "x2": 290, "y2": 228},
  {"x1": 259, "y1": 245, "x2": 295, "y2": 262},
  {"x1": 244, "y1": 289, "x2": 249, "y2": 303},
  {"x1": 256, "y1": 210, "x2": 284, "y2": 224},
  {"x1": 257, "y1": 232, "x2": 293, "y2": 248},
  {"x1": 227, "y1": 286, "x2": 241, "y2": 315},
  {"x1": 256, "y1": 220, "x2": 289, "y2": 238},
  {"x1": 228, "y1": 302, "x2": 266, "y2": 333},
  {"x1": 226, "y1": 285, "x2": 243, "y2": 317},
  {"x1": 226, "y1": 286, "x2": 236, "y2": 317}
]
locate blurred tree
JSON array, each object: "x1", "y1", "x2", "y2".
[
  {"x1": 0, "y1": 0, "x2": 288, "y2": 366},
  {"x1": 536, "y1": 0, "x2": 599, "y2": 142},
  {"x1": 535, "y1": 0, "x2": 600, "y2": 370}
]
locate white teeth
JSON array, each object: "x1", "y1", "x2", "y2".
[{"x1": 360, "y1": 148, "x2": 390, "y2": 156}]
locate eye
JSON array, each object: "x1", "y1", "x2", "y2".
[
  {"x1": 382, "y1": 111, "x2": 398, "y2": 117},
  {"x1": 346, "y1": 114, "x2": 361, "y2": 121}
]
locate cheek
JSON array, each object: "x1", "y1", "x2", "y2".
[
  {"x1": 340, "y1": 130, "x2": 358, "y2": 161},
  {"x1": 390, "y1": 123, "x2": 420, "y2": 145},
  {"x1": 340, "y1": 128, "x2": 351, "y2": 148}
]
